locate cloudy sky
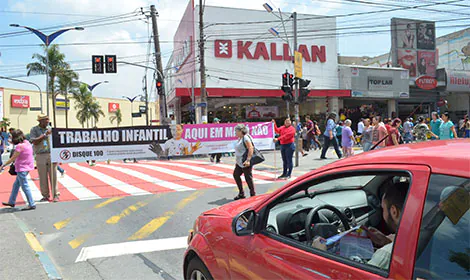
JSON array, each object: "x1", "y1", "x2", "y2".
[{"x1": 0, "y1": 0, "x2": 467, "y2": 99}]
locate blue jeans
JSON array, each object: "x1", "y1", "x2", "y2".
[
  {"x1": 280, "y1": 143, "x2": 295, "y2": 177},
  {"x1": 9, "y1": 171, "x2": 36, "y2": 207},
  {"x1": 362, "y1": 142, "x2": 373, "y2": 152},
  {"x1": 321, "y1": 136, "x2": 343, "y2": 159}
]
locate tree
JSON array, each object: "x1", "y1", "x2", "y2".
[
  {"x1": 57, "y1": 66, "x2": 79, "y2": 128},
  {"x1": 72, "y1": 84, "x2": 103, "y2": 128},
  {"x1": 110, "y1": 108, "x2": 123, "y2": 127},
  {"x1": 27, "y1": 44, "x2": 69, "y2": 127},
  {"x1": 0, "y1": 118, "x2": 11, "y2": 128}
]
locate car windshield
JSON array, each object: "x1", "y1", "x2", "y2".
[{"x1": 309, "y1": 175, "x2": 376, "y2": 193}]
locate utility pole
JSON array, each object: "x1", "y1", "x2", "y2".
[
  {"x1": 199, "y1": 0, "x2": 207, "y2": 123},
  {"x1": 150, "y1": 5, "x2": 167, "y2": 125},
  {"x1": 142, "y1": 75, "x2": 149, "y2": 126},
  {"x1": 293, "y1": 12, "x2": 300, "y2": 167}
]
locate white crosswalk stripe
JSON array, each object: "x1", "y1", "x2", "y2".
[
  {"x1": 58, "y1": 174, "x2": 101, "y2": 200},
  {"x1": 147, "y1": 161, "x2": 273, "y2": 185},
  {"x1": 97, "y1": 164, "x2": 195, "y2": 192},
  {"x1": 27, "y1": 174, "x2": 44, "y2": 202},
  {"x1": 68, "y1": 163, "x2": 151, "y2": 196},
  {"x1": 114, "y1": 162, "x2": 236, "y2": 188}
]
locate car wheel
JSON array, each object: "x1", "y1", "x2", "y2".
[{"x1": 186, "y1": 257, "x2": 213, "y2": 280}]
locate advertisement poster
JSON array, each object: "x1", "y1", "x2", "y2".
[
  {"x1": 396, "y1": 20, "x2": 417, "y2": 49},
  {"x1": 56, "y1": 98, "x2": 70, "y2": 110},
  {"x1": 245, "y1": 106, "x2": 279, "y2": 119},
  {"x1": 11, "y1": 95, "x2": 30, "y2": 108},
  {"x1": 417, "y1": 51, "x2": 436, "y2": 77},
  {"x1": 398, "y1": 49, "x2": 417, "y2": 77},
  {"x1": 51, "y1": 122, "x2": 275, "y2": 163},
  {"x1": 417, "y1": 22, "x2": 435, "y2": 50}
]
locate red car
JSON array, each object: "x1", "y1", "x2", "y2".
[{"x1": 184, "y1": 140, "x2": 470, "y2": 280}]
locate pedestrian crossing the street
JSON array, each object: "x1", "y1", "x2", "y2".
[{"x1": 0, "y1": 159, "x2": 285, "y2": 206}]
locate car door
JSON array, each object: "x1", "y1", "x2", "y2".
[{"x1": 228, "y1": 164, "x2": 431, "y2": 280}]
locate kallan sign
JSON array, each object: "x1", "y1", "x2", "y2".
[{"x1": 214, "y1": 40, "x2": 327, "y2": 63}]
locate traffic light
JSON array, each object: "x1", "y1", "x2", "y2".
[
  {"x1": 156, "y1": 79, "x2": 164, "y2": 95},
  {"x1": 105, "y1": 55, "x2": 117, "y2": 73},
  {"x1": 288, "y1": 74, "x2": 294, "y2": 87},
  {"x1": 298, "y1": 78, "x2": 311, "y2": 103},
  {"x1": 282, "y1": 73, "x2": 288, "y2": 87},
  {"x1": 92, "y1": 55, "x2": 104, "y2": 74}
]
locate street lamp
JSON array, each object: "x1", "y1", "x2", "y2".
[
  {"x1": 122, "y1": 95, "x2": 141, "y2": 126},
  {"x1": 10, "y1": 24, "x2": 84, "y2": 119},
  {"x1": 83, "y1": 81, "x2": 109, "y2": 93}
]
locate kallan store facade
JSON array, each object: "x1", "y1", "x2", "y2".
[{"x1": 164, "y1": 2, "x2": 350, "y2": 124}]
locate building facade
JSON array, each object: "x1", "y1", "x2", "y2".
[
  {"x1": 165, "y1": 1, "x2": 349, "y2": 124},
  {"x1": 0, "y1": 87, "x2": 157, "y2": 131}
]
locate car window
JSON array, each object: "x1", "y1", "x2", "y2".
[
  {"x1": 308, "y1": 175, "x2": 376, "y2": 192},
  {"x1": 413, "y1": 175, "x2": 470, "y2": 280},
  {"x1": 265, "y1": 172, "x2": 411, "y2": 274}
]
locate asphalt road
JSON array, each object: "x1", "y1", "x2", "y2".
[{"x1": 1, "y1": 148, "x2": 346, "y2": 280}]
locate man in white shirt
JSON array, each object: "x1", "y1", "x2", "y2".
[
  {"x1": 313, "y1": 181, "x2": 408, "y2": 271},
  {"x1": 357, "y1": 118, "x2": 365, "y2": 136}
]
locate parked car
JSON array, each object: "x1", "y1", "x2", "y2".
[{"x1": 184, "y1": 140, "x2": 470, "y2": 280}]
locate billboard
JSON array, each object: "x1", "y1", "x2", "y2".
[
  {"x1": 109, "y1": 102, "x2": 120, "y2": 112},
  {"x1": 51, "y1": 122, "x2": 274, "y2": 163},
  {"x1": 11, "y1": 95, "x2": 30, "y2": 108},
  {"x1": 392, "y1": 18, "x2": 436, "y2": 78}
]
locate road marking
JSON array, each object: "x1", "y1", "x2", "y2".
[
  {"x1": 54, "y1": 197, "x2": 124, "y2": 231},
  {"x1": 26, "y1": 174, "x2": 44, "y2": 201},
  {"x1": 128, "y1": 190, "x2": 205, "y2": 241},
  {"x1": 54, "y1": 218, "x2": 72, "y2": 230},
  {"x1": 122, "y1": 162, "x2": 236, "y2": 188},
  {"x1": 94, "y1": 197, "x2": 124, "y2": 209},
  {"x1": 25, "y1": 232, "x2": 44, "y2": 252},
  {"x1": 69, "y1": 163, "x2": 151, "y2": 196},
  {"x1": 69, "y1": 233, "x2": 92, "y2": 249},
  {"x1": 58, "y1": 174, "x2": 101, "y2": 200},
  {"x1": 97, "y1": 164, "x2": 194, "y2": 192},
  {"x1": 13, "y1": 215, "x2": 61, "y2": 279},
  {"x1": 265, "y1": 185, "x2": 281, "y2": 194},
  {"x1": 106, "y1": 195, "x2": 159, "y2": 224},
  {"x1": 149, "y1": 161, "x2": 273, "y2": 185},
  {"x1": 75, "y1": 236, "x2": 187, "y2": 263}
]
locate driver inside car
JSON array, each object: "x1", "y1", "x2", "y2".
[{"x1": 312, "y1": 182, "x2": 409, "y2": 270}]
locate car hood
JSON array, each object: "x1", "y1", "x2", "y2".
[{"x1": 202, "y1": 194, "x2": 270, "y2": 217}]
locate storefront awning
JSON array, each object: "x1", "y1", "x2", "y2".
[{"x1": 175, "y1": 88, "x2": 351, "y2": 98}]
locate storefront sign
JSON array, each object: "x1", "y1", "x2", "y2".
[
  {"x1": 368, "y1": 78, "x2": 393, "y2": 90},
  {"x1": 294, "y1": 51, "x2": 303, "y2": 78},
  {"x1": 139, "y1": 105, "x2": 147, "y2": 114},
  {"x1": 351, "y1": 68, "x2": 359, "y2": 77},
  {"x1": 214, "y1": 40, "x2": 327, "y2": 63},
  {"x1": 245, "y1": 106, "x2": 279, "y2": 119},
  {"x1": 415, "y1": 76, "x2": 438, "y2": 90},
  {"x1": 399, "y1": 92, "x2": 410, "y2": 98},
  {"x1": 352, "y1": 91, "x2": 363, "y2": 97},
  {"x1": 11, "y1": 95, "x2": 30, "y2": 108},
  {"x1": 446, "y1": 70, "x2": 470, "y2": 92},
  {"x1": 109, "y1": 102, "x2": 120, "y2": 112},
  {"x1": 56, "y1": 98, "x2": 70, "y2": 110},
  {"x1": 51, "y1": 123, "x2": 274, "y2": 163}
]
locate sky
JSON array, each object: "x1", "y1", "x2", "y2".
[{"x1": 0, "y1": 0, "x2": 468, "y2": 99}]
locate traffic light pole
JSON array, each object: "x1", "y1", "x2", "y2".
[
  {"x1": 293, "y1": 12, "x2": 300, "y2": 168},
  {"x1": 150, "y1": 5, "x2": 168, "y2": 125}
]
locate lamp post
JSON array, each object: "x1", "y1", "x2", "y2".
[
  {"x1": 0, "y1": 76, "x2": 43, "y2": 113},
  {"x1": 9, "y1": 24, "x2": 84, "y2": 120},
  {"x1": 264, "y1": 4, "x2": 301, "y2": 167},
  {"x1": 123, "y1": 95, "x2": 140, "y2": 126}
]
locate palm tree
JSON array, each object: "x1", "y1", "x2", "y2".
[
  {"x1": 27, "y1": 44, "x2": 69, "y2": 127},
  {"x1": 57, "y1": 67, "x2": 79, "y2": 128},
  {"x1": 89, "y1": 101, "x2": 105, "y2": 127},
  {"x1": 110, "y1": 108, "x2": 123, "y2": 127},
  {"x1": 72, "y1": 84, "x2": 105, "y2": 128}
]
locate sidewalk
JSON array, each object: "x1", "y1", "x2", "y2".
[{"x1": 0, "y1": 212, "x2": 49, "y2": 280}]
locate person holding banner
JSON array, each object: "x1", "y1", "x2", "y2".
[
  {"x1": 272, "y1": 118, "x2": 296, "y2": 180},
  {"x1": 30, "y1": 114, "x2": 59, "y2": 202},
  {"x1": 233, "y1": 124, "x2": 255, "y2": 200}
]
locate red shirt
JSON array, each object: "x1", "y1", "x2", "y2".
[
  {"x1": 274, "y1": 124, "x2": 295, "y2": 145},
  {"x1": 387, "y1": 127, "x2": 400, "y2": 146}
]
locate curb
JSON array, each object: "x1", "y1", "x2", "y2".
[{"x1": 13, "y1": 215, "x2": 62, "y2": 280}]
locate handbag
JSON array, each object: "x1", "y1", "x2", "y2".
[
  {"x1": 242, "y1": 135, "x2": 265, "y2": 166},
  {"x1": 8, "y1": 164, "x2": 17, "y2": 176}
]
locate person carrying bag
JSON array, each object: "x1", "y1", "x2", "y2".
[{"x1": 233, "y1": 124, "x2": 258, "y2": 200}]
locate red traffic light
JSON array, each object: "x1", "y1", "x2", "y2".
[
  {"x1": 283, "y1": 74, "x2": 287, "y2": 78},
  {"x1": 108, "y1": 57, "x2": 113, "y2": 62},
  {"x1": 156, "y1": 81, "x2": 162, "y2": 87},
  {"x1": 95, "y1": 57, "x2": 101, "y2": 63},
  {"x1": 289, "y1": 74, "x2": 293, "y2": 79}
]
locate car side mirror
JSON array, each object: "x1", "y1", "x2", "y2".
[{"x1": 232, "y1": 210, "x2": 255, "y2": 236}]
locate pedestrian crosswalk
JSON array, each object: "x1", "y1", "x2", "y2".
[{"x1": 0, "y1": 159, "x2": 284, "y2": 206}]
